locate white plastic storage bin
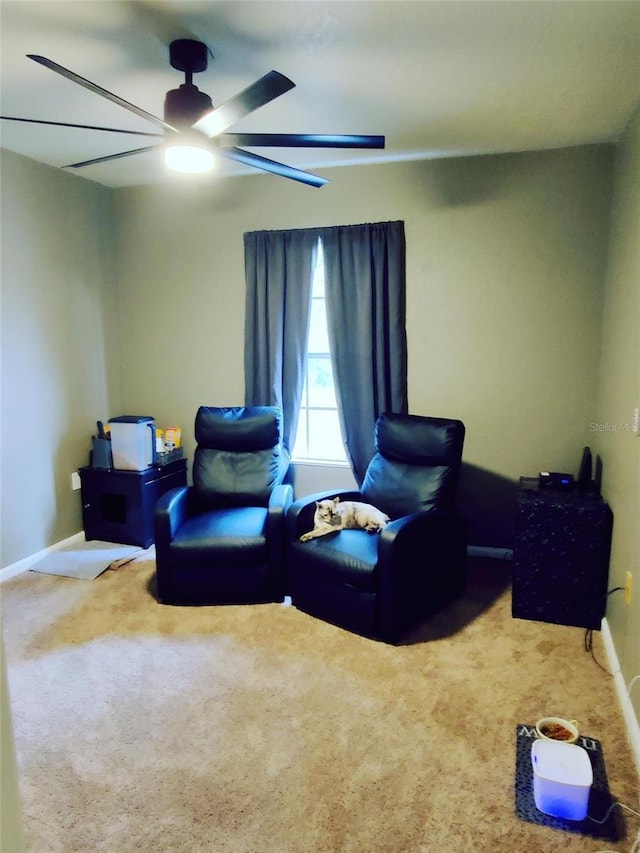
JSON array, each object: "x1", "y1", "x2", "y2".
[
  {"x1": 531, "y1": 739, "x2": 593, "y2": 821},
  {"x1": 109, "y1": 416, "x2": 156, "y2": 471}
]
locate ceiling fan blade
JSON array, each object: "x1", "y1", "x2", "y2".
[
  {"x1": 28, "y1": 54, "x2": 177, "y2": 133},
  {"x1": 64, "y1": 145, "x2": 159, "y2": 169},
  {"x1": 0, "y1": 115, "x2": 163, "y2": 137},
  {"x1": 222, "y1": 133, "x2": 385, "y2": 149},
  {"x1": 219, "y1": 147, "x2": 327, "y2": 188},
  {"x1": 193, "y1": 70, "x2": 295, "y2": 138}
]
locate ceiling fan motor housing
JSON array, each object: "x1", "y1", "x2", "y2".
[{"x1": 164, "y1": 84, "x2": 213, "y2": 128}]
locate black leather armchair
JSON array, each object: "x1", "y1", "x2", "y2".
[
  {"x1": 286, "y1": 414, "x2": 467, "y2": 643},
  {"x1": 155, "y1": 406, "x2": 292, "y2": 605}
]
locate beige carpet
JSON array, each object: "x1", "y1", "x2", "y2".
[{"x1": 1, "y1": 556, "x2": 638, "y2": 853}]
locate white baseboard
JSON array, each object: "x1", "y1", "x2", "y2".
[
  {"x1": 601, "y1": 617, "x2": 640, "y2": 777},
  {"x1": 0, "y1": 532, "x2": 85, "y2": 583},
  {"x1": 467, "y1": 545, "x2": 513, "y2": 560}
]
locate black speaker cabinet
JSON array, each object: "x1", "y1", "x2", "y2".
[{"x1": 512, "y1": 477, "x2": 613, "y2": 630}]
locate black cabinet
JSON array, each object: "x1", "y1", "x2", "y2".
[
  {"x1": 512, "y1": 477, "x2": 613, "y2": 630},
  {"x1": 79, "y1": 459, "x2": 187, "y2": 548}
]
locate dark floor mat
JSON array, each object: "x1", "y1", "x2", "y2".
[{"x1": 515, "y1": 724, "x2": 621, "y2": 842}]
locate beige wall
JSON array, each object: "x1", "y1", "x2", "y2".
[
  {"x1": 112, "y1": 145, "x2": 613, "y2": 545},
  {"x1": 594, "y1": 103, "x2": 640, "y2": 715},
  {"x1": 0, "y1": 150, "x2": 121, "y2": 566}
]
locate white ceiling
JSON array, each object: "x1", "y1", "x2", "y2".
[{"x1": 1, "y1": 0, "x2": 640, "y2": 189}]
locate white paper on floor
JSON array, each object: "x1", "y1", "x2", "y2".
[{"x1": 29, "y1": 540, "x2": 144, "y2": 580}]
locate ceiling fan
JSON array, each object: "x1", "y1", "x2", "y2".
[{"x1": 0, "y1": 39, "x2": 385, "y2": 188}]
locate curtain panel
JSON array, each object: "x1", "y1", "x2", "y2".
[
  {"x1": 244, "y1": 228, "x2": 318, "y2": 453},
  {"x1": 320, "y1": 220, "x2": 408, "y2": 481},
  {"x1": 244, "y1": 220, "x2": 407, "y2": 482}
]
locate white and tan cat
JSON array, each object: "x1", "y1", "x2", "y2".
[{"x1": 299, "y1": 496, "x2": 390, "y2": 541}]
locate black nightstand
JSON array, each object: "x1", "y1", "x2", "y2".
[
  {"x1": 512, "y1": 477, "x2": 613, "y2": 630},
  {"x1": 79, "y1": 459, "x2": 187, "y2": 548}
]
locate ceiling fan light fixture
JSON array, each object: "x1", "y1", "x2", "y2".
[{"x1": 164, "y1": 137, "x2": 215, "y2": 174}]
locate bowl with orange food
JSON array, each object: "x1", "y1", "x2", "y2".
[{"x1": 535, "y1": 716, "x2": 579, "y2": 744}]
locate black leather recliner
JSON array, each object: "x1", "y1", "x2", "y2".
[
  {"x1": 155, "y1": 406, "x2": 292, "y2": 605},
  {"x1": 286, "y1": 413, "x2": 467, "y2": 643}
]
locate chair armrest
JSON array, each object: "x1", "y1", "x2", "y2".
[
  {"x1": 154, "y1": 486, "x2": 195, "y2": 602},
  {"x1": 268, "y1": 483, "x2": 294, "y2": 540},
  {"x1": 270, "y1": 483, "x2": 294, "y2": 512},
  {"x1": 154, "y1": 486, "x2": 193, "y2": 547},
  {"x1": 286, "y1": 489, "x2": 364, "y2": 541},
  {"x1": 377, "y1": 510, "x2": 467, "y2": 641},
  {"x1": 268, "y1": 484, "x2": 294, "y2": 598}
]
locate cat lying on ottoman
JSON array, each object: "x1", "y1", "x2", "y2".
[{"x1": 299, "y1": 496, "x2": 390, "y2": 541}]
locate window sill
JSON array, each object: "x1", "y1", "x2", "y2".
[{"x1": 291, "y1": 458, "x2": 350, "y2": 469}]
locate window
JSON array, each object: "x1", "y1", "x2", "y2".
[{"x1": 292, "y1": 240, "x2": 347, "y2": 464}]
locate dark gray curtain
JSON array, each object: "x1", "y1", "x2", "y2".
[
  {"x1": 244, "y1": 228, "x2": 318, "y2": 453},
  {"x1": 244, "y1": 220, "x2": 407, "y2": 481},
  {"x1": 320, "y1": 221, "x2": 408, "y2": 483}
]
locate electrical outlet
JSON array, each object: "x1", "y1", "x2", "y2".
[
  {"x1": 70, "y1": 472, "x2": 81, "y2": 491},
  {"x1": 624, "y1": 571, "x2": 633, "y2": 605}
]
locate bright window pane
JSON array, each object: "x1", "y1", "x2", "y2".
[
  {"x1": 312, "y1": 251, "x2": 325, "y2": 296},
  {"x1": 307, "y1": 409, "x2": 344, "y2": 461},
  {"x1": 308, "y1": 298, "x2": 329, "y2": 352},
  {"x1": 293, "y1": 238, "x2": 347, "y2": 464},
  {"x1": 307, "y1": 356, "x2": 336, "y2": 407},
  {"x1": 292, "y1": 415, "x2": 307, "y2": 458}
]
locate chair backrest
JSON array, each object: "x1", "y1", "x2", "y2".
[
  {"x1": 192, "y1": 406, "x2": 288, "y2": 507},
  {"x1": 361, "y1": 413, "x2": 465, "y2": 518}
]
